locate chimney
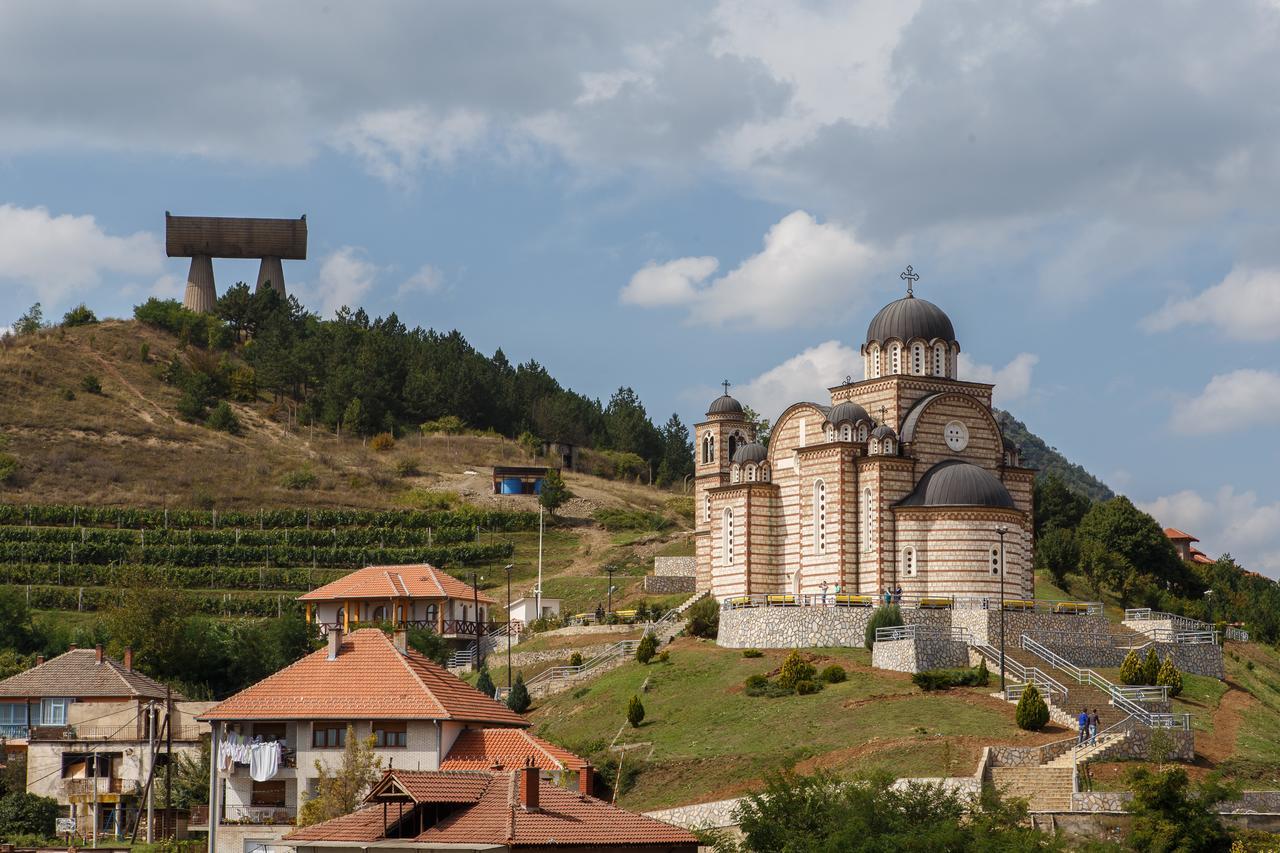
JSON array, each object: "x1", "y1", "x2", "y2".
[
  {"x1": 35, "y1": 655, "x2": 45, "y2": 666},
  {"x1": 327, "y1": 627, "x2": 344, "y2": 661},
  {"x1": 518, "y1": 758, "x2": 540, "y2": 810},
  {"x1": 579, "y1": 765, "x2": 594, "y2": 798},
  {"x1": 124, "y1": 647, "x2": 134, "y2": 671},
  {"x1": 95, "y1": 644, "x2": 104, "y2": 664},
  {"x1": 392, "y1": 627, "x2": 408, "y2": 655},
  {"x1": 68, "y1": 644, "x2": 77, "y2": 651}
]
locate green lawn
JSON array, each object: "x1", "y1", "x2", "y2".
[{"x1": 530, "y1": 639, "x2": 1066, "y2": 810}]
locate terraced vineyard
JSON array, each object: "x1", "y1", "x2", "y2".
[{"x1": 0, "y1": 502, "x2": 535, "y2": 618}]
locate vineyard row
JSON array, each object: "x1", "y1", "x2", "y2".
[
  {"x1": 0, "y1": 540, "x2": 514, "y2": 569},
  {"x1": 8, "y1": 584, "x2": 306, "y2": 618},
  {"x1": 0, "y1": 563, "x2": 352, "y2": 592},
  {"x1": 0, "y1": 524, "x2": 476, "y2": 548}
]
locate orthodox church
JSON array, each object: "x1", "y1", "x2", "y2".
[{"x1": 694, "y1": 270, "x2": 1035, "y2": 601}]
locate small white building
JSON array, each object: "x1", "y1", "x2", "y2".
[{"x1": 508, "y1": 596, "x2": 561, "y2": 627}]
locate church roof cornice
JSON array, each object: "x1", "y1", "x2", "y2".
[
  {"x1": 707, "y1": 483, "x2": 778, "y2": 497},
  {"x1": 829, "y1": 376, "x2": 994, "y2": 395}
]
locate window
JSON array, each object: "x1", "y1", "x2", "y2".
[
  {"x1": 841, "y1": 424, "x2": 851, "y2": 442},
  {"x1": 933, "y1": 344, "x2": 946, "y2": 377},
  {"x1": 746, "y1": 465, "x2": 756, "y2": 482},
  {"x1": 722, "y1": 508, "x2": 734, "y2": 566},
  {"x1": 990, "y1": 546, "x2": 1002, "y2": 576},
  {"x1": 902, "y1": 547, "x2": 917, "y2": 578},
  {"x1": 374, "y1": 721, "x2": 407, "y2": 748},
  {"x1": 826, "y1": 425, "x2": 835, "y2": 442},
  {"x1": 872, "y1": 345, "x2": 881, "y2": 377},
  {"x1": 702, "y1": 433, "x2": 714, "y2": 464},
  {"x1": 731, "y1": 465, "x2": 740, "y2": 484},
  {"x1": 944, "y1": 420, "x2": 969, "y2": 452},
  {"x1": 424, "y1": 603, "x2": 438, "y2": 625},
  {"x1": 254, "y1": 723, "x2": 286, "y2": 742},
  {"x1": 312, "y1": 723, "x2": 348, "y2": 748},
  {"x1": 704, "y1": 494, "x2": 711, "y2": 522},
  {"x1": 883, "y1": 438, "x2": 895, "y2": 455},
  {"x1": 891, "y1": 344, "x2": 901, "y2": 374},
  {"x1": 372, "y1": 606, "x2": 387, "y2": 621},
  {"x1": 728, "y1": 433, "x2": 740, "y2": 461},
  {"x1": 864, "y1": 489, "x2": 874, "y2": 552},
  {"x1": 62, "y1": 753, "x2": 111, "y2": 778},
  {"x1": 40, "y1": 698, "x2": 70, "y2": 726},
  {"x1": 912, "y1": 343, "x2": 924, "y2": 375},
  {"x1": 813, "y1": 480, "x2": 827, "y2": 554},
  {"x1": 761, "y1": 463, "x2": 770, "y2": 483},
  {"x1": 0, "y1": 702, "x2": 28, "y2": 728},
  {"x1": 251, "y1": 780, "x2": 287, "y2": 807},
  {"x1": 857, "y1": 424, "x2": 868, "y2": 442}
]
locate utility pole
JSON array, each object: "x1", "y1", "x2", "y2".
[
  {"x1": 91, "y1": 748, "x2": 98, "y2": 848},
  {"x1": 606, "y1": 566, "x2": 616, "y2": 618},
  {"x1": 165, "y1": 686, "x2": 173, "y2": 840},
  {"x1": 996, "y1": 525, "x2": 1009, "y2": 694},
  {"x1": 146, "y1": 702, "x2": 155, "y2": 843},
  {"x1": 471, "y1": 571, "x2": 483, "y2": 671},
  {"x1": 535, "y1": 506, "x2": 544, "y2": 619},
  {"x1": 504, "y1": 564, "x2": 514, "y2": 691}
]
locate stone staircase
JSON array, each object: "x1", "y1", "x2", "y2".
[
  {"x1": 987, "y1": 765, "x2": 1075, "y2": 812},
  {"x1": 1042, "y1": 730, "x2": 1132, "y2": 768},
  {"x1": 1001, "y1": 646, "x2": 1126, "y2": 730}
]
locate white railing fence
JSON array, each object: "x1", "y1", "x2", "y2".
[
  {"x1": 874, "y1": 625, "x2": 973, "y2": 644},
  {"x1": 1123, "y1": 609, "x2": 1212, "y2": 633},
  {"x1": 723, "y1": 593, "x2": 1102, "y2": 615},
  {"x1": 1225, "y1": 626, "x2": 1250, "y2": 642},
  {"x1": 972, "y1": 643, "x2": 1070, "y2": 705}
]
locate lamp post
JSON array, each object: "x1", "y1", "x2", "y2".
[
  {"x1": 606, "y1": 566, "x2": 616, "y2": 620},
  {"x1": 504, "y1": 564, "x2": 514, "y2": 690},
  {"x1": 996, "y1": 525, "x2": 1009, "y2": 694},
  {"x1": 470, "y1": 571, "x2": 483, "y2": 672}
]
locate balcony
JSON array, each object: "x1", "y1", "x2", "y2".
[
  {"x1": 0, "y1": 724, "x2": 30, "y2": 740},
  {"x1": 64, "y1": 777, "x2": 128, "y2": 800},
  {"x1": 221, "y1": 804, "x2": 297, "y2": 826}
]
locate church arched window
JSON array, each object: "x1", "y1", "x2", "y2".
[
  {"x1": 933, "y1": 343, "x2": 946, "y2": 377},
  {"x1": 746, "y1": 464, "x2": 756, "y2": 482},
  {"x1": 990, "y1": 545, "x2": 1002, "y2": 576},
  {"x1": 723, "y1": 508, "x2": 734, "y2": 566},
  {"x1": 864, "y1": 489, "x2": 874, "y2": 552},
  {"x1": 704, "y1": 494, "x2": 711, "y2": 522},
  {"x1": 728, "y1": 433, "x2": 739, "y2": 461},
  {"x1": 858, "y1": 423, "x2": 868, "y2": 442},
  {"x1": 760, "y1": 463, "x2": 770, "y2": 482},
  {"x1": 872, "y1": 345, "x2": 882, "y2": 377},
  {"x1": 912, "y1": 343, "x2": 924, "y2": 375},
  {"x1": 840, "y1": 424, "x2": 851, "y2": 441},
  {"x1": 891, "y1": 344, "x2": 901, "y2": 374},
  {"x1": 813, "y1": 480, "x2": 827, "y2": 554},
  {"x1": 702, "y1": 433, "x2": 714, "y2": 464},
  {"x1": 902, "y1": 546, "x2": 917, "y2": 578},
  {"x1": 826, "y1": 424, "x2": 835, "y2": 442},
  {"x1": 731, "y1": 464, "x2": 740, "y2": 484}
]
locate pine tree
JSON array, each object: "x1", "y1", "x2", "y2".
[
  {"x1": 507, "y1": 672, "x2": 531, "y2": 713},
  {"x1": 776, "y1": 650, "x2": 816, "y2": 691},
  {"x1": 627, "y1": 694, "x2": 645, "y2": 728},
  {"x1": 476, "y1": 667, "x2": 495, "y2": 698},
  {"x1": 635, "y1": 632, "x2": 658, "y2": 664},
  {"x1": 1120, "y1": 649, "x2": 1144, "y2": 685},
  {"x1": 1015, "y1": 683, "x2": 1050, "y2": 730},
  {"x1": 1156, "y1": 655, "x2": 1183, "y2": 697},
  {"x1": 538, "y1": 468, "x2": 571, "y2": 515},
  {"x1": 1143, "y1": 647, "x2": 1162, "y2": 686}
]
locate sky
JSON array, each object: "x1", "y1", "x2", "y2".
[{"x1": 2, "y1": 1, "x2": 1280, "y2": 576}]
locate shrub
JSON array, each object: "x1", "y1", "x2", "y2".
[
  {"x1": 1142, "y1": 647, "x2": 1161, "y2": 686},
  {"x1": 744, "y1": 674, "x2": 769, "y2": 693},
  {"x1": 139, "y1": 342, "x2": 151, "y2": 362},
  {"x1": 864, "y1": 604, "x2": 904, "y2": 649},
  {"x1": 819, "y1": 665, "x2": 847, "y2": 684},
  {"x1": 0, "y1": 790, "x2": 59, "y2": 837},
  {"x1": 627, "y1": 694, "x2": 645, "y2": 728},
  {"x1": 0, "y1": 453, "x2": 17, "y2": 485},
  {"x1": 80, "y1": 374, "x2": 102, "y2": 394},
  {"x1": 506, "y1": 673, "x2": 531, "y2": 713},
  {"x1": 742, "y1": 649, "x2": 764, "y2": 658},
  {"x1": 912, "y1": 665, "x2": 990, "y2": 691},
  {"x1": 206, "y1": 401, "x2": 241, "y2": 434},
  {"x1": 420, "y1": 415, "x2": 466, "y2": 435},
  {"x1": 281, "y1": 469, "x2": 318, "y2": 490},
  {"x1": 228, "y1": 367, "x2": 257, "y2": 401},
  {"x1": 475, "y1": 668, "x2": 495, "y2": 698},
  {"x1": 1156, "y1": 655, "x2": 1184, "y2": 697},
  {"x1": 592, "y1": 508, "x2": 672, "y2": 532},
  {"x1": 396, "y1": 458, "x2": 421, "y2": 478},
  {"x1": 795, "y1": 679, "x2": 823, "y2": 695},
  {"x1": 569, "y1": 651, "x2": 583, "y2": 667},
  {"x1": 664, "y1": 496, "x2": 694, "y2": 522},
  {"x1": 370, "y1": 432, "x2": 396, "y2": 452},
  {"x1": 658, "y1": 650, "x2": 670, "y2": 663},
  {"x1": 636, "y1": 632, "x2": 658, "y2": 664},
  {"x1": 1015, "y1": 683, "x2": 1050, "y2": 730},
  {"x1": 976, "y1": 658, "x2": 990, "y2": 685},
  {"x1": 776, "y1": 651, "x2": 816, "y2": 691},
  {"x1": 1120, "y1": 649, "x2": 1145, "y2": 685},
  {"x1": 685, "y1": 596, "x2": 719, "y2": 639},
  {"x1": 62, "y1": 303, "x2": 98, "y2": 327}
]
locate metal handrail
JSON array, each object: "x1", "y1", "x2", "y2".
[
  {"x1": 722, "y1": 593, "x2": 1102, "y2": 614},
  {"x1": 1124, "y1": 609, "x2": 1212, "y2": 632},
  {"x1": 974, "y1": 643, "x2": 1069, "y2": 703},
  {"x1": 1225, "y1": 626, "x2": 1250, "y2": 642},
  {"x1": 521, "y1": 638, "x2": 644, "y2": 689},
  {"x1": 874, "y1": 625, "x2": 972, "y2": 643}
]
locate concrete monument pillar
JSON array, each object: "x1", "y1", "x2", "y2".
[
  {"x1": 183, "y1": 255, "x2": 217, "y2": 314},
  {"x1": 256, "y1": 256, "x2": 286, "y2": 298}
]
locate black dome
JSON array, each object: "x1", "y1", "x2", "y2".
[
  {"x1": 897, "y1": 460, "x2": 1015, "y2": 509},
  {"x1": 866, "y1": 295, "x2": 956, "y2": 345},
  {"x1": 707, "y1": 394, "x2": 743, "y2": 415},
  {"x1": 871, "y1": 424, "x2": 897, "y2": 440},
  {"x1": 828, "y1": 401, "x2": 870, "y2": 425},
  {"x1": 732, "y1": 442, "x2": 768, "y2": 464}
]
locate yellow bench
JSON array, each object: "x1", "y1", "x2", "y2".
[
  {"x1": 1002, "y1": 599, "x2": 1035, "y2": 612},
  {"x1": 1053, "y1": 602, "x2": 1091, "y2": 614},
  {"x1": 834, "y1": 594, "x2": 873, "y2": 607},
  {"x1": 614, "y1": 610, "x2": 637, "y2": 620},
  {"x1": 728, "y1": 596, "x2": 754, "y2": 608},
  {"x1": 571, "y1": 612, "x2": 592, "y2": 621},
  {"x1": 766, "y1": 594, "x2": 797, "y2": 606},
  {"x1": 918, "y1": 597, "x2": 953, "y2": 609}
]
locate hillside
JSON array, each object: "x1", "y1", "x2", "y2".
[{"x1": 995, "y1": 409, "x2": 1114, "y2": 501}]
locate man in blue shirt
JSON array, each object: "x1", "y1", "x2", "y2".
[{"x1": 1077, "y1": 709, "x2": 1090, "y2": 744}]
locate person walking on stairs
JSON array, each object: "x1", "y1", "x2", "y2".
[
  {"x1": 1077, "y1": 709, "x2": 1089, "y2": 745},
  {"x1": 1088, "y1": 709, "x2": 1100, "y2": 746}
]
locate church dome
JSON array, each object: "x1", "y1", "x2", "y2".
[
  {"x1": 828, "y1": 401, "x2": 870, "y2": 425},
  {"x1": 732, "y1": 441, "x2": 767, "y2": 464},
  {"x1": 865, "y1": 295, "x2": 956, "y2": 345},
  {"x1": 707, "y1": 394, "x2": 743, "y2": 416},
  {"x1": 870, "y1": 423, "x2": 897, "y2": 440},
  {"x1": 897, "y1": 460, "x2": 1015, "y2": 509}
]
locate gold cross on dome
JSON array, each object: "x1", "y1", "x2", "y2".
[{"x1": 900, "y1": 265, "x2": 919, "y2": 297}]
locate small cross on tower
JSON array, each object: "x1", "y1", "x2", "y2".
[
  {"x1": 722, "y1": 379, "x2": 732, "y2": 396},
  {"x1": 879, "y1": 405, "x2": 888, "y2": 424},
  {"x1": 900, "y1": 265, "x2": 919, "y2": 297}
]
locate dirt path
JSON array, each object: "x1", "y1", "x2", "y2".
[{"x1": 1198, "y1": 682, "x2": 1257, "y2": 765}]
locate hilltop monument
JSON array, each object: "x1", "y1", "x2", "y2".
[
  {"x1": 694, "y1": 268, "x2": 1035, "y2": 601},
  {"x1": 165, "y1": 213, "x2": 308, "y2": 313}
]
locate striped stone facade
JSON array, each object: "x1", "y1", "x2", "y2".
[{"x1": 694, "y1": 289, "x2": 1035, "y2": 602}]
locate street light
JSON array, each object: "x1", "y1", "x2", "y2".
[
  {"x1": 606, "y1": 566, "x2": 616, "y2": 620},
  {"x1": 995, "y1": 525, "x2": 1009, "y2": 694},
  {"x1": 504, "y1": 564, "x2": 514, "y2": 690}
]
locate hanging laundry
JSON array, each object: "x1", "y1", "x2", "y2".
[{"x1": 249, "y1": 740, "x2": 282, "y2": 782}]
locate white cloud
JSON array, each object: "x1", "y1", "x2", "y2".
[
  {"x1": 620, "y1": 256, "x2": 718, "y2": 307},
  {"x1": 1142, "y1": 486, "x2": 1280, "y2": 579},
  {"x1": 621, "y1": 211, "x2": 879, "y2": 328},
  {"x1": 1172, "y1": 369, "x2": 1280, "y2": 434},
  {"x1": 304, "y1": 247, "x2": 379, "y2": 318},
  {"x1": 0, "y1": 204, "x2": 162, "y2": 310},
  {"x1": 398, "y1": 264, "x2": 445, "y2": 298},
  {"x1": 736, "y1": 340, "x2": 862, "y2": 419},
  {"x1": 958, "y1": 352, "x2": 1039, "y2": 405},
  {"x1": 333, "y1": 108, "x2": 489, "y2": 185},
  {"x1": 1143, "y1": 266, "x2": 1280, "y2": 341}
]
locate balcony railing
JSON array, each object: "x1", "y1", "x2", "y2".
[
  {"x1": 221, "y1": 804, "x2": 296, "y2": 826},
  {"x1": 721, "y1": 593, "x2": 1103, "y2": 614},
  {"x1": 0, "y1": 724, "x2": 30, "y2": 739},
  {"x1": 64, "y1": 777, "x2": 126, "y2": 798}
]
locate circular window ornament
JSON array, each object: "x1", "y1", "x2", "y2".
[{"x1": 944, "y1": 420, "x2": 969, "y2": 452}]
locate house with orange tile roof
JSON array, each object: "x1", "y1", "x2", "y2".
[
  {"x1": 298, "y1": 564, "x2": 499, "y2": 647},
  {"x1": 1164, "y1": 528, "x2": 1216, "y2": 565},
  {"x1": 283, "y1": 766, "x2": 698, "y2": 853},
  {"x1": 197, "y1": 627, "x2": 588, "y2": 853}
]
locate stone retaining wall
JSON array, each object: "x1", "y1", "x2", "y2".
[
  {"x1": 643, "y1": 575, "x2": 696, "y2": 594},
  {"x1": 1072, "y1": 791, "x2": 1130, "y2": 812},
  {"x1": 717, "y1": 606, "x2": 951, "y2": 649},
  {"x1": 537, "y1": 623, "x2": 639, "y2": 638},
  {"x1": 1071, "y1": 789, "x2": 1280, "y2": 815},
  {"x1": 506, "y1": 644, "x2": 616, "y2": 668},
  {"x1": 1041, "y1": 640, "x2": 1223, "y2": 679},
  {"x1": 872, "y1": 636, "x2": 969, "y2": 673},
  {"x1": 654, "y1": 556, "x2": 697, "y2": 577},
  {"x1": 1111, "y1": 721, "x2": 1196, "y2": 761},
  {"x1": 644, "y1": 797, "x2": 743, "y2": 830},
  {"x1": 951, "y1": 610, "x2": 1112, "y2": 647},
  {"x1": 989, "y1": 740, "x2": 1076, "y2": 768}
]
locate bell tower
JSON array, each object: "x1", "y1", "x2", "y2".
[{"x1": 693, "y1": 382, "x2": 751, "y2": 592}]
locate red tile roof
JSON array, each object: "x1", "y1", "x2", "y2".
[
  {"x1": 298, "y1": 564, "x2": 497, "y2": 605},
  {"x1": 200, "y1": 629, "x2": 527, "y2": 726},
  {"x1": 285, "y1": 769, "x2": 699, "y2": 849},
  {"x1": 368, "y1": 769, "x2": 494, "y2": 804},
  {"x1": 441, "y1": 728, "x2": 589, "y2": 773},
  {"x1": 0, "y1": 649, "x2": 177, "y2": 700},
  {"x1": 1163, "y1": 528, "x2": 1199, "y2": 542}
]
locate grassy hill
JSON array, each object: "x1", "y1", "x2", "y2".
[{"x1": 995, "y1": 409, "x2": 1113, "y2": 501}]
